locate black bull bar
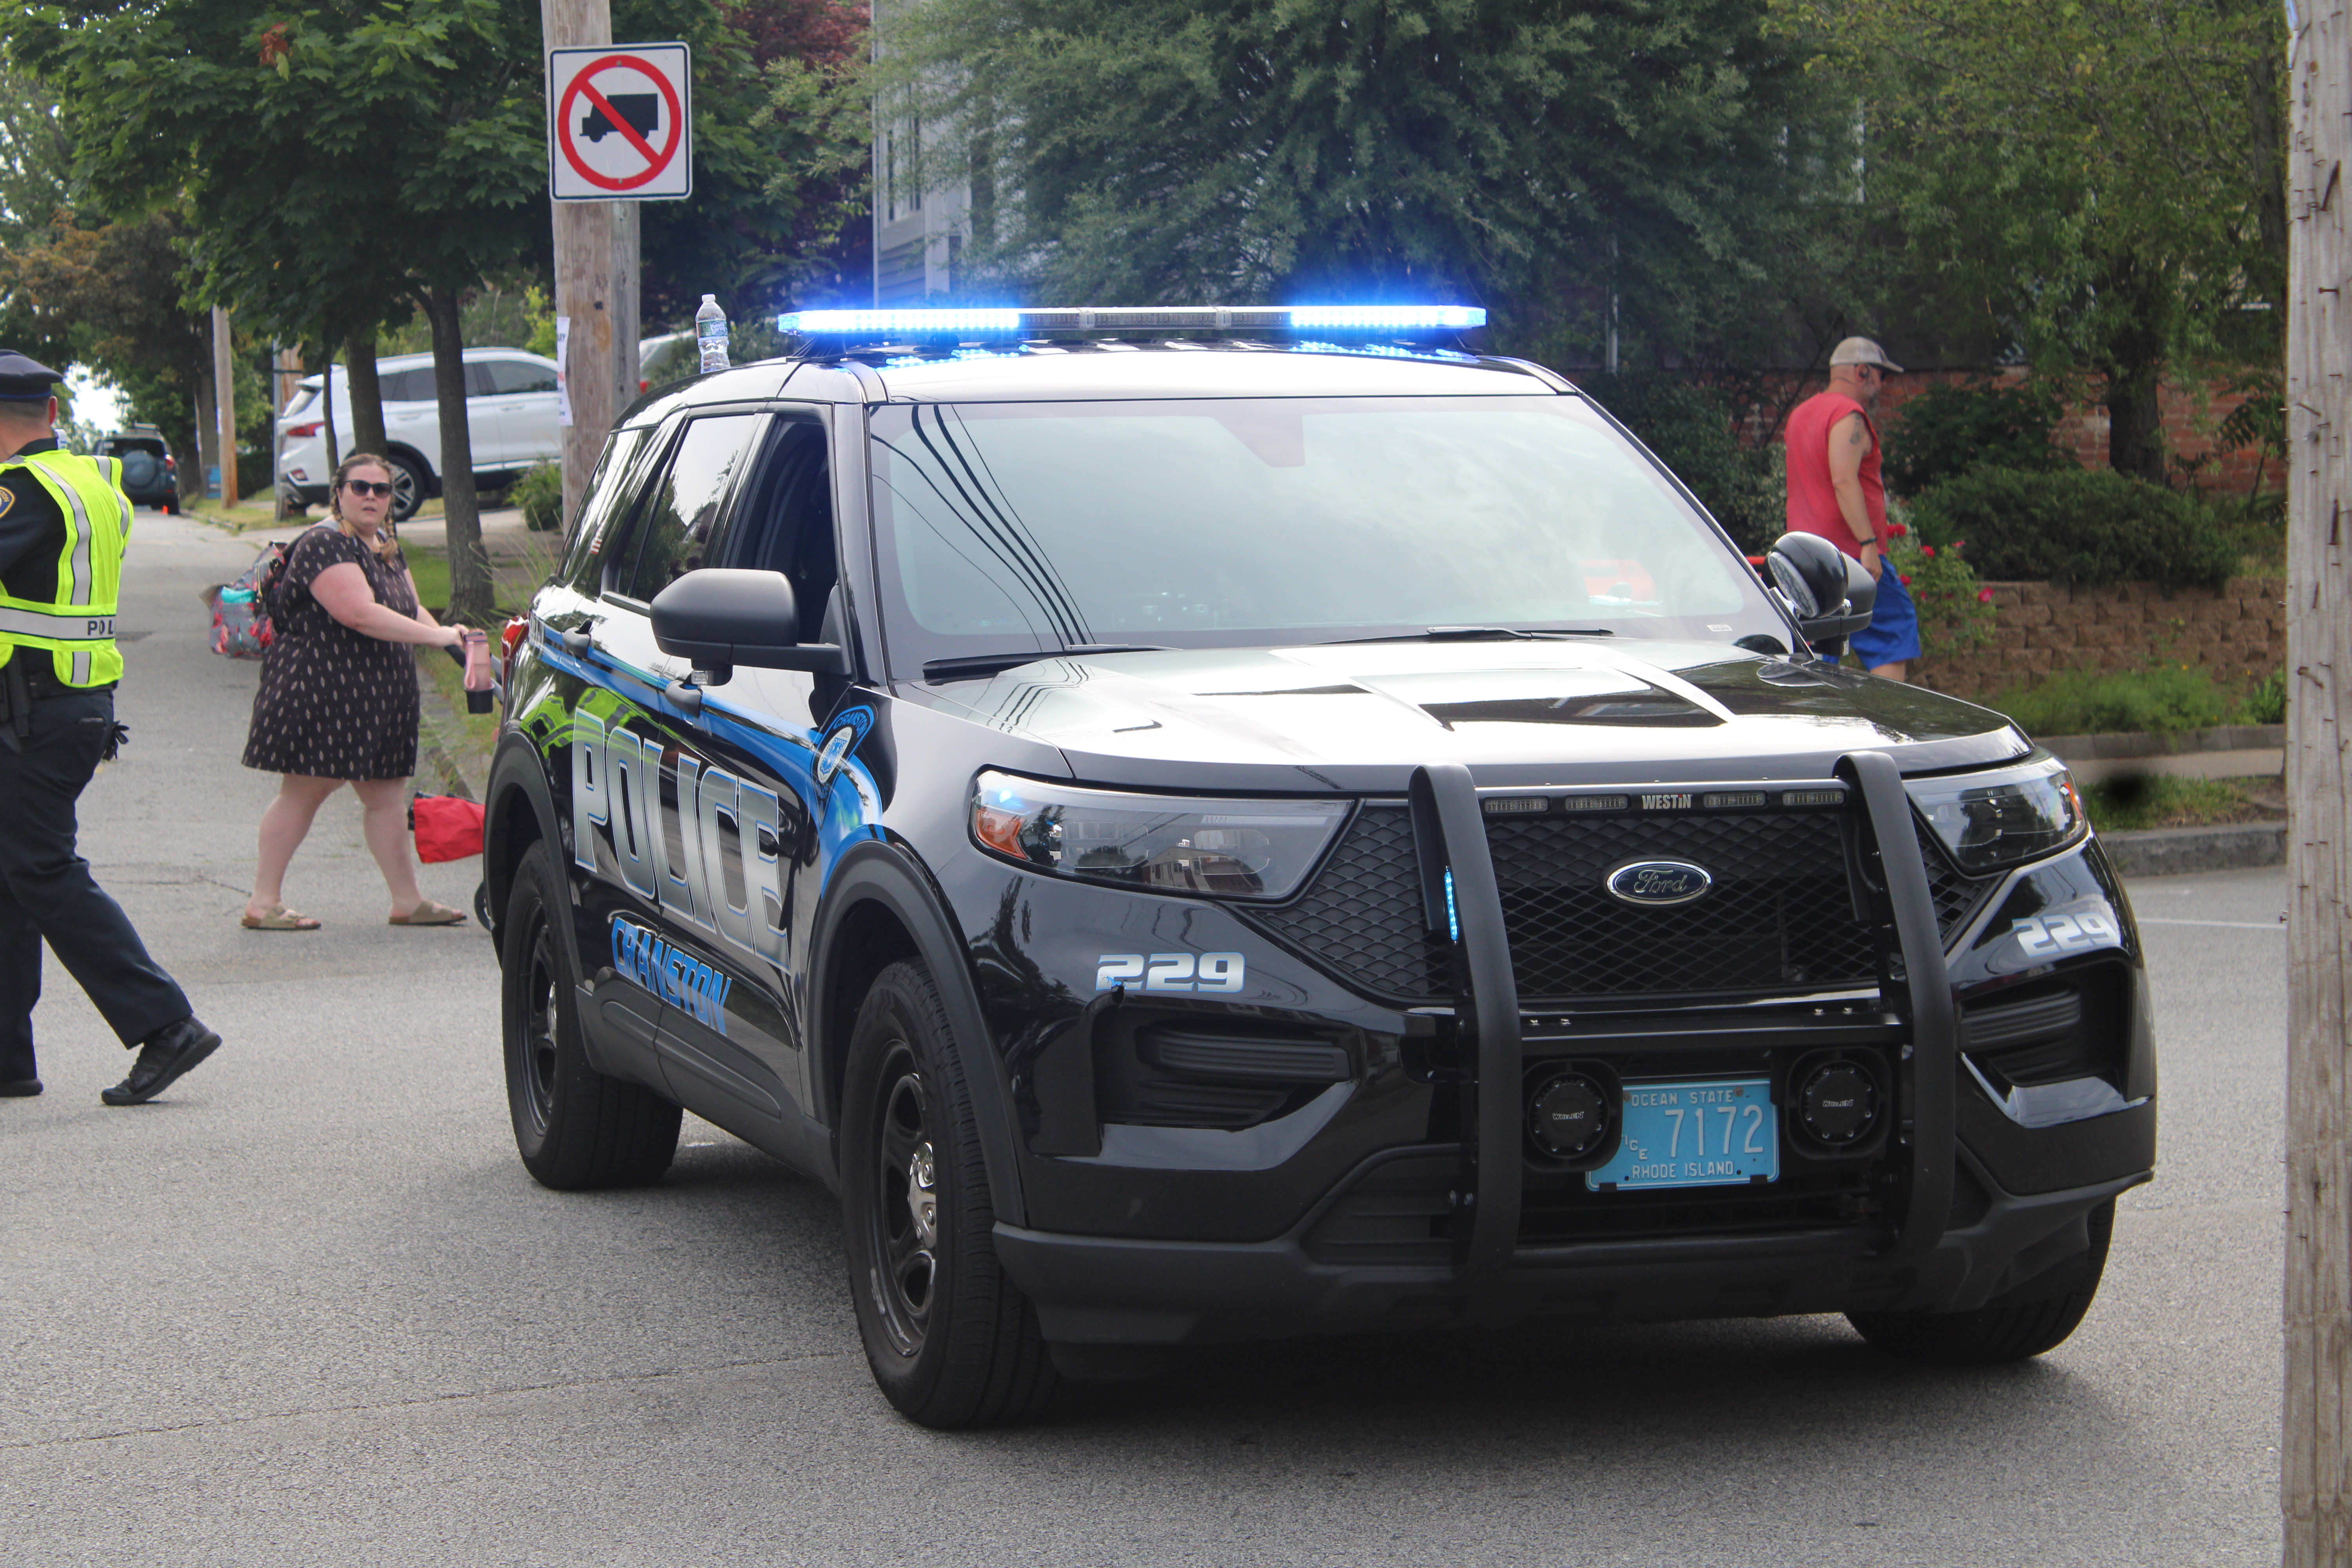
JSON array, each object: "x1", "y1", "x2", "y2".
[{"x1": 1407, "y1": 751, "x2": 1958, "y2": 1285}]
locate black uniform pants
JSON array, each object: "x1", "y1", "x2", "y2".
[{"x1": 0, "y1": 688, "x2": 190, "y2": 1081}]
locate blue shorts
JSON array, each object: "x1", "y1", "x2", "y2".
[{"x1": 1846, "y1": 566, "x2": 1922, "y2": 669}]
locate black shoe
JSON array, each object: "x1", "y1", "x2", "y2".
[
  {"x1": 0, "y1": 1078, "x2": 40, "y2": 1097},
  {"x1": 101, "y1": 1017, "x2": 222, "y2": 1106}
]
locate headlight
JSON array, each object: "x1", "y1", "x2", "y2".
[
  {"x1": 1906, "y1": 756, "x2": 2086, "y2": 873},
  {"x1": 971, "y1": 771, "x2": 1347, "y2": 900}
]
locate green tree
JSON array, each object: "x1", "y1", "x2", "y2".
[
  {"x1": 1784, "y1": 0, "x2": 2286, "y2": 481},
  {"x1": 871, "y1": 0, "x2": 1859, "y2": 370},
  {"x1": 0, "y1": 67, "x2": 71, "y2": 249}
]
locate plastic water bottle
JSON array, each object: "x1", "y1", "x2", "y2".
[{"x1": 696, "y1": 295, "x2": 729, "y2": 374}]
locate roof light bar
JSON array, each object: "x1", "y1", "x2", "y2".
[{"x1": 775, "y1": 303, "x2": 1487, "y2": 345}]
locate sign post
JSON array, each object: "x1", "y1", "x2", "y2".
[{"x1": 540, "y1": 20, "x2": 690, "y2": 533}]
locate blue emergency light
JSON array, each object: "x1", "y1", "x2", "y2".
[{"x1": 775, "y1": 303, "x2": 1487, "y2": 348}]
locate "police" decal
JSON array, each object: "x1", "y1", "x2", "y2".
[
  {"x1": 1096, "y1": 951, "x2": 1246, "y2": 993},
  {"x1": 611, "y1": 913, "x2": 733, "y2": 1032},
  {"x1": 2010, "y1": 911, "x2": 2122, "y2": 957},
  {"x1": 572, "y1": 710, "x2": 790, "y2": 970}
]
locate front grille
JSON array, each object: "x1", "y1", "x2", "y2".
[
  {"x1": 1251, "y1": 801, "x2": 1996, "y2": 1005},
  {"x1": 1251, "y1": 806, "x2": 1443, "y2": 1000},
  {"x1": 1488, "y1": 811, "x2": 1870, "y2": 1000},
  {"x1": 1517, "y1": 1172, "x2": 1877, "y2": 1245}
]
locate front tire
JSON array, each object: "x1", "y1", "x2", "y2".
[
  {"x1": 501, "y1": 841, "x2": 679, "y2": 1189},
  {"x1": 1847, "y1": 1200, "x2": 2114, "y2": 1364},
  {"x1": 840, "y1": 960, "x2": 1059, "y2": 1428}
]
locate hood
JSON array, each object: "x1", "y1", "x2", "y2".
[{"x1": 917, "y1": 641, "x2": 2029, "y2": 793}]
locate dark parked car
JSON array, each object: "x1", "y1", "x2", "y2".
[
  {"x1": 94, "y1": 429, "x2": 177, "y2": 512},
  {"x1": 479, "y1": 306, "x2": 2155, "y2": 1429}
]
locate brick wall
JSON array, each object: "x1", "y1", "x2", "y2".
[{"x1": 1911, "y1": 577, "x2": 2286, "y2": 703}]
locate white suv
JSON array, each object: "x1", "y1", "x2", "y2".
[{"x1": 275, "y1": 347, "x2": 562, "y2": 521}]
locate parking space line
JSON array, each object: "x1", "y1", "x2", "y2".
[{"x1": 2137, "y1": 917, "x2": 2285, "y2": 930}]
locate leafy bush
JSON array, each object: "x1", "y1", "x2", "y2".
[
  {"x1": 1882, "y1": 380, "x2": 2071, "y2": 497},
  {"x1": 512, "y1": 461, "x2": 562, "y2": 533},
  {"x1": 2078, "y1": 775, "x2": 2258, "y2": 833},
  {"x1": 1583, "y1": 372, "x2": 1781, "y2": 554},
  {"x1": 1993, "y1": 664, "x2": 2239, "y2": 736},
  {"x1": 1908, "y1": 465, "x2": 2240, "y2": 588},
  {"x1": 1881, "y1": 504, "x2": 1996, "y2": 657}
]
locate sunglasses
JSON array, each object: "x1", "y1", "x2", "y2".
[{"x1": 343, "y1": 479, "x2": 395, "y2": 498}]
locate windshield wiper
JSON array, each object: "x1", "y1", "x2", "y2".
[
  {"x1": 1330, "y1": 626, "x2": 1616, "y2": 645},
  {"x1": 922, "y1": 643, "x2": 1174, "y2": 683}
]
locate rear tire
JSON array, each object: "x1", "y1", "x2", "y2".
[
  {"x1": 840, "y1": 959, "x2": 1060, "y2": 1428},
  {"x1": 1847, "y1": 1200, "x2": 2114, "y2": 1364},
  {"x1": 501, "y1": 841, "x2": 679, "y2": 1189},
  {"x1": 385, "y1": 451, "x2": 428, "y2": 523}
]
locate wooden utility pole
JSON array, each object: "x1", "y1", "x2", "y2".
[
  {"x1": 542, "y1": 0, "x2": 640, "y2": 536},
  {"x1": 2284, "y1": 0, "x2": 2352, "y2": 1559},
  {"x1": 211, "y1": 305, "x2": 238, "y2": 505}
]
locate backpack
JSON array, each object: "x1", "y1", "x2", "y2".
[{"x1": 207, "y1": 524, "x2": 326, "y2": 660}]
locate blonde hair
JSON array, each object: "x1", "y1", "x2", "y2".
[{"x1": 327, "y1": 452, "x2": 401, "y2": 560}]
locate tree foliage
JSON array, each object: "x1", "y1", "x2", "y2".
[
  {"x1": 1782, "y1": 0, "x2": 2287, "y2": 479},
  {"x1": 873, "y1": 0, "x2": 1860, "y2": 368}
]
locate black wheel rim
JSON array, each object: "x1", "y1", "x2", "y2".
[
  {"x1": 517, "y1": 920, "x2": 560, "y2": 1134},
  {"x1": 865, "y1": 1042, "x2": 937, "y2": 1359}
]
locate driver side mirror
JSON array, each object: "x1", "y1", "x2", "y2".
[
  {"x1": 650, "y1": 568, "x2": 851, "y2": 680},
  {"x1": 1766, "y1": 532, "x2": 1876, "y2": 644}
]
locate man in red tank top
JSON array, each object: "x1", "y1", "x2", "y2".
[{"x1": 1783, "y1": 336, "x2": 1918, "y2": 681}]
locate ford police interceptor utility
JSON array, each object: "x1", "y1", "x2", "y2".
[{"x1": 482, "y1": 305, "x2": 2154, "y2": 1429}]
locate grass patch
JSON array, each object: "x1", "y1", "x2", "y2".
[
  {"x1": 1994, "y1": 663, "x2": 2278, "y2": 736},
  {"x1": 416, "y1": 643, "x2": 497, "y2": 793},
  {"x1": 2079, "y1": 773, "x2": 2275, "y2": 833}
]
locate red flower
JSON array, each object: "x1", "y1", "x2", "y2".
[
  {"x1": 1884, "y1": 522, "x2": 1908, "y2": 538},
  {"x1": 1900, "y1": 573, "x2": 1913, "y2": 585},
  {"x1": 1920, "y1": 545, "x2": 1936, "y2": 558},
  {"x1": 1953, "y1": 539, "x2": 1967, "y2": 550},
  {"x1": 1977, "y1": 587, "x2": 1995, "y2": 604}
]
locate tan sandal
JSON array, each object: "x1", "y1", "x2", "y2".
[
  {"x1": 389, "y1": 899, "x2": 467, "y2": 927},
  {"x1": 242, "y1": 904, "x2": 321, "y2": 931}
]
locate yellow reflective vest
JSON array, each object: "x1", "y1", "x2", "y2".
[{"x1": 0, "y1": 450, "x2": 130, "y2": 688}]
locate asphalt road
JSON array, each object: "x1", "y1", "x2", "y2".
[{"x1": 3, "y1": 512, "x2": 2288, "y2": 1564}]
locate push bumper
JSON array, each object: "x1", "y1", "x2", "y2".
[{"x1": 995, "y1": 750, "x2": 2151, "y2": 1347}]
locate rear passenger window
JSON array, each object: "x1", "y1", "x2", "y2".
[
  {"x1": 609, "y1": 414, "x2": 761, "y2": 605},
  {"x1": 379, "y1": 368, "x2": 435, "y2": 402}
]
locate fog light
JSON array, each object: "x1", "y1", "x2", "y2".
[
  {"x1": 1796, "y1": 1060, "x2": 1879, "y2": 1147},
  {"x1": 1528, "y1": 1071, "x2": 1610, "y2": 1160}
]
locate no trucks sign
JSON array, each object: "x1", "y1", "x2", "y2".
[{"x1": 546, "y1": 43, "x2": 692, "y2": 201}]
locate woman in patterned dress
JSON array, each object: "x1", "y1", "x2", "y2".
[{"x1": 239, "y1": 453, "x2": 470, "y2": 930}]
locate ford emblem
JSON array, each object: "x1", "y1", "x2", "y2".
[{"x1": 1606, "y1": 859, "x2": 1713, "y2": 907}]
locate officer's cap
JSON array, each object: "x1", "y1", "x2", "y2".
[{"x1": 0, "y1": 351, "x2": 62, "y2": 402}]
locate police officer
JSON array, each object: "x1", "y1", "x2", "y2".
[{"x1": 0, "y1": 351, "x2": 221, "y2": 1104}]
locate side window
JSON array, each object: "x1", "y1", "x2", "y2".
[
  {"x1": 379, "y1": 368, "x2": 435, "y2": 402},
  {"x1": 487, "y1": 359, "x2": 559, "y2": 395},
  {"x1": 465, "y1": 363, "x2": 499, "y2": 397},
  {"x1": 559, "y1": 424, "x2": 653, "y2": 588},
  {"x1": 608, "y1": 413, "x2": 762, "y2": 604},
  {"x1": 728, "y1": 417, "x2": 836, "y2": 633}
]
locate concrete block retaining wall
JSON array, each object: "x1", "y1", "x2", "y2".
[{"x1": 1913, "y1": 577, "x2": 2285, "y2": 704}]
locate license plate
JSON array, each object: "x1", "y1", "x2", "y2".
[{"x1": 1586, "y1": 1077, "x2": 1779, "y2": 1192}]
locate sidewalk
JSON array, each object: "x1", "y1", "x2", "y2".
[{"x1": 25, "y1": 506, "x2": 494, "y2": 1071}]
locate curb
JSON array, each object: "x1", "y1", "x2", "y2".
[{"x1": 2102, "y1": 820, "x2": 2286, "y2": 877}]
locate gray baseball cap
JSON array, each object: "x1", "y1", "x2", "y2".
[{"x1": 1828, "y1": 336, "x2": 1903, "y2": 374}]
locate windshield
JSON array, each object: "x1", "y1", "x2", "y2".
[{"x1": 867, "y1": 395, "x2": 1783, "y2": 673}]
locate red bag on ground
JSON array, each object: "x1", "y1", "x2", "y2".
[{"x1": 410, "y1": 794, "x2": 485, "y2": 863}]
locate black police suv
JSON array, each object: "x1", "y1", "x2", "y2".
[{"x1": 482, "y1": 305, "x2": 2154, "y2": 1429}]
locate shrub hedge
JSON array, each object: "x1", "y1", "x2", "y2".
[
  {"x1": 512, "y1": 461, "x2": 562, "y2": 533},
  {"x1": 1881, "y1": 380, "x2": 2071, "y2": 497},
  {"x1": 1907, "y1": 465, "x2": 2240, "y2": 588}
]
